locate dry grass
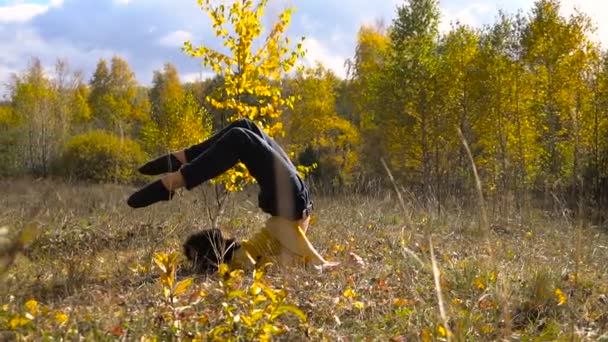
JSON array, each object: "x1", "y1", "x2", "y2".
[{"x1": 1, "y1": 178, "x2": 608, "y2": 340}]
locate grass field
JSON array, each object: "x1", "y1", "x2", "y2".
[{"x1": 1, "y1": 179, "x2": 608, "y2": 341}]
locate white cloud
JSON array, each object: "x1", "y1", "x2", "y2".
[
  {"x1": 181, "y1": 70, "x2": 216, "y2": 83},
  {"x1": 0, "y1": 0, "x2": 63, "y2": 23},
  {"x1": 439, "y1": 2, "x2": 494, "y2": 33},
  {"x1": 0, "y1": 0, "x2": 211, "y2": 91},
  {"x1": 0, "y1": 3, "x2": 48, "y2": 23},
  {"x1": 302, "y1": 37, "x2": 348, "y2": 78},
  {"x1": 113, "y1": 0, "x2": 133, "y2": 5},
  {"x1": 0, "y1": 27, "x2": 118, "y2": 82},
  {"x1": 158, "y1": 30, "x2": 193, "y2": 48}
]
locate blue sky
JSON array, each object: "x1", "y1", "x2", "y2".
[{"x1": 1, "y1": 0, "x2": 607, "y2": 97}]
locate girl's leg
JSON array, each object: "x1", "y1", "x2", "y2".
[
  {"x1": 180, "y1": 125, "x2": 307, "y2": 219},
  {"x1": 226, "y1": 119, "x2": 293, "y2": 166},
  {"x1": 182, "y1": 119, "x2": 266, "y2": 161},
  {"x1": 179, "y1": 126, "x2": 284, "y2": 190},
  {"x1": 128, "y1": 125, "x2": 299, "y2": 211},
  {"x1": 139, "y1": 119, "x2": 271, "y2": 175}
]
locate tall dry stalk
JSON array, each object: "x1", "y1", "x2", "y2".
[
  {"x1": 381, "y1": 158, "x2": 425, "y2": 268},
  {"x1": 457, "y1": 127, "x2": 511, "y2": 337},
  {"x1": 430, "y1": 237, "x2": 451, "y2": 341}
]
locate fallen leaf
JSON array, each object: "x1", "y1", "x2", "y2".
[{"x1": 110, "y1": 326, "x2": 124, "y2": 337}]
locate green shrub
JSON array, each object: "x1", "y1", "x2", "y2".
[{"x1": 59, "y1": 130, "x2": 147, "y2": 183}]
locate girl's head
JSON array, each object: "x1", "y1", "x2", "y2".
[{"x1": 183, "y1": 229, "x2": 240, "y2": 273}]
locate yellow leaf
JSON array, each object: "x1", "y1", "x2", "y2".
[
  {"x1": 274, "y1": 304, "x2": 307, "y2": 322},
  {"x1": 251, "y1": 309, "x2": 264, "y2": 323},
  {"x1": 153, "y1": 253, "x2": 168, "y2": 273},
  {"x1": 25, "y1": 299, "x2": 39, "y2": 315},
  {"x1": 241, "y1": 314, "x2": 253, "y2": 327},
  {"x1": 262, "y1": 323, "x2": 283, "y2": 335},
  {"x1": 227, "y1": 290, "x2": 246, "y2": 299},
  {"x1": 343, "y1": 288, "x2": 357, "y2": 299},
  {"x1": 473, "y1": 278, "x2": 486, "y2": 290},
  {"x1": 54, "y1": 312, "x2": 69, "y2": 324},
  {"x1": 253, "y1": 294, "x2": 267, "y2": 305},
  {"x1": 250, "y1": 283, "x2": 262, "y2": 295},
  {"x1": 218, "y1": 263, "x2": 230, "y2": 277},
  {"x1": 161, "y1": 273, "x2": 174, "y2": 289},
  {"x1": 8, "y1": 316, "x2": 30, "y2": 330},
  {"x1": 353, "y1": 301, "x2": 365, "y2": 309},
  {"x1": 257, "y1": 282, "x2": 278, "y2": 303},
  {"x1": 437, "y1": 324, "x2": 447, "y2": 337},
  {"x1": 174, "y1": 278, "x2": 193, "y2": 296},
  {"x1": 253, "y1": 267, "x2": 265, "y2": 281},
  {"x1": 555, "y1": 288, "x2": 567, "y2": 305}
]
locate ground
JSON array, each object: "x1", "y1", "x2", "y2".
[{"x1": 1, "y1": 179, "x2": 608, "y2": 341}]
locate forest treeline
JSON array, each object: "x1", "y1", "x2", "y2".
[{"x1": 2, "y1": 0, "x2": 608, "y2": 210}]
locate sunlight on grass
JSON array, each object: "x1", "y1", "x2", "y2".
[{"x1": 1, "y1": 179, "x2": 608, "y2": 339}]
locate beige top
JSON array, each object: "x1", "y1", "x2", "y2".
[{"x1": 230, "y1": 217, "x2": 328, "y2": 269}]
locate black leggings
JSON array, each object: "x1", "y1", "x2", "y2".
[{"x1": 180, "y1": 119, "x2": 311, "y2": 220}]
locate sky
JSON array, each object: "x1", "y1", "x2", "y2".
[{"x1": 1, "y1": 0, "x2": 608, "y2": 97}]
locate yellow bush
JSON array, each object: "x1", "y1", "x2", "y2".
[{"x1": 59, "y1": 130, "x2": 147, "y2": 183}]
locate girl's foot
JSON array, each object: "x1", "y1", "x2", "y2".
[
  {"x1": 127, "y1": 179, "x2": 174, "y2": 208},
  {"x1": 138, "y1": 154, "x2": 182, "y2": 175}
]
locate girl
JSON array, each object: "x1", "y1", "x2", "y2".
[{"x1": 128, "y1": 118, "x2": 338, "y2": 270}]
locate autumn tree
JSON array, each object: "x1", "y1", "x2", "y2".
[
  {"x1": 434, "y1": 24, "x2": 479, "y2": 200},
  {"x1": 183, "y1": 0, "x2": 305, "y2": 193},
  {"x1": 185, "y1": 75, "x2": 235, "y2": 131},
  {"x1": 50, "y1": 60, "x2": 91, "y2": 138},
  {"x1": 9, "y1": 59, "x2": 59, "y2": 176},
  {"x1": 521, "y1": 0, "x2": 595, "y2": 192},
  {"x1": 88, "y1": 57, "x2": 150, "y2": 138},
  {"x1": 467, "y1": 15, "x2": 517, "y2": 203},
  {"x1": 349, "y1": 23, "x2": 390, "y2": 178},
  {"x1": 284, "y1": 64, "x2": 360, "y2": 186},
  {"x1": 88, "y1": 59, "x2": 111, "y2": 124},
  {"x1": 385, "y1": 0, "x2": 441, "y2": 192},
  {"x1": 143, "y1": 63, "x2": 212, "y2": 153},
  {"x1": 6, "y1": 59, "x2": 92, "y2": 176}
]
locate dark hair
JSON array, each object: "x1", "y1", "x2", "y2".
[{"x1": 183, "y1": 229, "x2": 240, "y2": 273}]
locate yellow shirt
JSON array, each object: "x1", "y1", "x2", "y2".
[
  {"x1": 230, "y1": 226, "x2": 282, "y2": 269},
  {"x1": 229, "y1": 217, "x2": 327, "y2": 270}
]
